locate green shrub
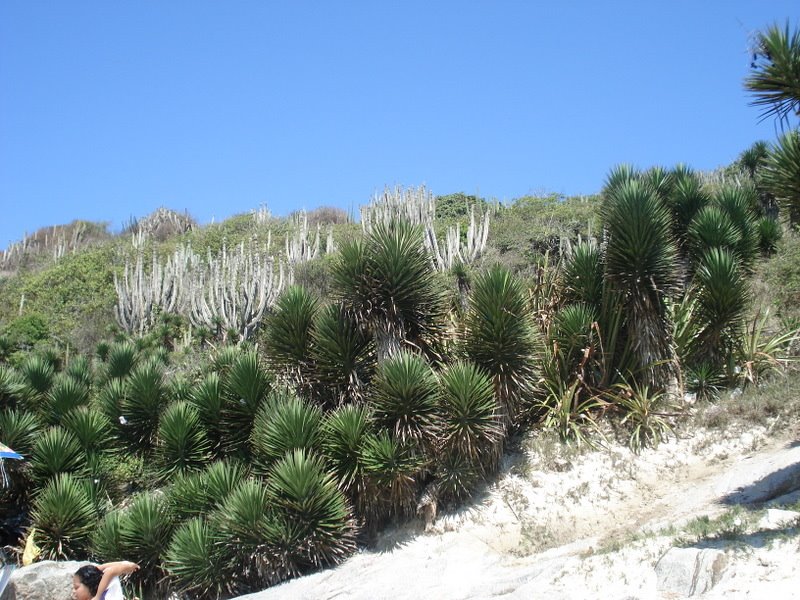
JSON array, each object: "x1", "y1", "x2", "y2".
[{"x1": 30, "y1": 472, "x2": 96, "y2": 559}]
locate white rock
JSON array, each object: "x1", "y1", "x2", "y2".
[
  {"x1": 655, "y1": 547, "x2": 727, "y2": 597},
  {"x1": 0, "y1": 560, "x2": 84, "y2": 600}
]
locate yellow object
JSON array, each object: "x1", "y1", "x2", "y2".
[{"x1": 22, "y1": 528, "x2": 41, "y2": 566}]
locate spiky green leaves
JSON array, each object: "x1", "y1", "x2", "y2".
[
  {"x1": 264, "y1": 285, "x2": 319, "y2": 390},
  {"x1": 745, "y1": 22, "x2": 800, "y2": 127},
  {"x1": 156, "y1": 401, "x2": 212, "y2": 479},
  {"x1": 221, "y1": 349, "x2": 272, "y2": 455},
  {"x1": 30, "y1": 473, "x2": 95, "y2": 559},
  {"x1": 463, "y1": 265, "x2": 536, "y2": 427},
  {"x1": 30, "y1": 426, "x2": 85, "y2": 483},
  {"x1": 763, "y1": 129, "x2": 800, "y2": 226}
]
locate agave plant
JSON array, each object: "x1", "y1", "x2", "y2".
[
  {"x1": 538, "y1": 379, "x2": 607, "y2": 447},
  {"x1": 30, "y1": 472, "x2": 96, "y2": 559},
  {"x1": 65, "y1": 355, "x2": 93, "y2": 388},
  {"x1": 562, "y1": 241, "x2": 603, "y2": 308},
  {"x1": 463, "y1": 265, "x2": 537, "y2": 428},
  {"x1": 156, "y1": 401, "x2": 212, "y2": 480},
  {"x1": 265, "y1": 449, "x2": 356, "y2": 575},
  {"x1": 685, "y1": 362, "x2": 725, "y2": 402},
  {"x1": 665, "y1": 167, "x2": 710, "y2": 243},
  {"x1": 369, "y1": 350, "x2": 440, "y2": 453},
  {"x1": 0, "y1": 364, "x2": 26, "y2": 410},
  {"x1": 165, "y1": 517, "x2": 228, "y2": 599},
  {"x1": 736, "y1": 309, "x2": 800, "y2": 386},
  {"x1": 220, "y1": 349, "x2": 273, "y2": 456},
  {"x1": 437, "y1": 360, "x2": 502, "y2": 478},
  {"x1": 264, "y1": 285, "x2": 319, "y2": 393},
  {"x1": 609, "y1": 379, "x2": 677, "y2": 453},
  {"x1": 745, "y1": 22, "x2": 800, "y2": 128},
  {"x1": 250, "y1": 390, "x2": 323, "y2": 475},
  {"x1": 331, "y1": 220, "x2": 447, "y2": 361},
  {"x1": 92, "y1": 508, "x2": 125, "y2": 562},
  {"x1": 18, "y1": 353, "x2": 55, "y2": 403},
  {"x1": 309, "y1": 303, "x2": 376, "y2": 406},
  {"x1": 601, "y1": 177, "x2": 679, "y2": 390},
  {"x1": 30, "y1": 425, "x2": 86, "y2": 484},
  {"x1": 713, "y1": 186, "x2": 759, "y2": 269},
  {"x1": 548, "y1": 303, "x2": 599, "y2": 385},
  {"x1": 687, "y1": 206, "x2": 741, "y2": 266},
  {"x1": 756, "y1": 216, "x2": 782, "y2": 255}
]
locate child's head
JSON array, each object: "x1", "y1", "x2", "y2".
[{"x1": 72, "y1": 564, "x2": 102, "y2": 600}]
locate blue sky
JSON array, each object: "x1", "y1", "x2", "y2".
[{"x1": 1, "y1": 1, "x2": 798, "y2": 248}]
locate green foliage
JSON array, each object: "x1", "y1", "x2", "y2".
[
  {"x1": 320, "y1": 404, "x2": 373, "y2": 498},
  {"x1": 30, "y1": 472, "x2": 96, "y2": 559},
  {"x1": 264, "y1": 285, "x2": 318, "y2": 391},
  {"x1": 736, "y1": 309, "x2": 800, "y2": 386},
  {"x1": 18, "y1": 353, "x2": 55, "y2": 402},
  {"x1": 120, "y1": 358, "x2": 168, "y2": 451},
  {"x1": 221, "y1": 349, "x2": 273, "y2": 455},
  {"x1": 104, "y1": 341, "x2": 139, "y2": 381},
  {"x1": 562, "y1": 241, "x2": 603, "y2": 307},
  {"x1": 763, "y1": 128, "x2": 800, "y2": 226},
  {"x1": 0, "y1": 407, "x2": 40, "y2": 456},
  {"x1": 2, "y1": 312, "x2": 51, "y2": 350},
  {"x1": 756, "y1": 217, "x2": 782, "y2": 255},
  {"x1": 165, "y1": 517, "x2": 227, "y2": 599},
  {"x1": 156, "y1": 401, "x2": 212, "y2": 479},
  {"x1": 437, "y1": 360, "x2": 502, "y2": 476},
  {"x1": 250, "y1": 391, "x2": 323, "y2": 474},
  {"x1": 463, "y1": 265, "x2": 537, "y2": 427},
  {"x1": 187, "y1": 372, "x2": 225, "y2": 456},
  {"x1": 538, "y1": 380, "x2": 606, "y2": 447},
  {"x1": 745, "y1": 21, "x2": 800, "y2": 127},
  {"x1": 61, "y1": 406, "x2": 112, "y2": 456},
  {"x1": 369, "y1": 351, "x2": 440, "y2": 451},
  {"x1": 30, "y1": 425, "x2": 86, "y2": 484},
  {"x1": 360, "y1": 430, "x2": 423, "y2": 522},
  {"x1": 44, "y1": 374, "x2": 90, "y2": 425},
  {"x1": 610, "y1": 380, "x2": 676, "y2": 453}
]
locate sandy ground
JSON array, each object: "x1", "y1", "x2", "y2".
[{"x1": 238, "y1": 423, "x2": 800, "y2": 600}]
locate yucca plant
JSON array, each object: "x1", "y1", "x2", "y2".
[
  {"x1": 43, "y1": 374, "x2": 90, "y2": 425},
  {"x1": 188, "y1": 371, "x2": 225, "y2": 456},
  {"x1": 156, "y1": 401, "x2": 212, "y2": 480},
  {"x1": 310, "y1": 303, "x2": 376, "y2": 406},
  {"x1": 119, "y1": 358, "x2": 168, "y2": 452},
  {"x1": 210, "y1": 345, "x2": 242, "y2": 375},
  {"x1": 118, "y1": 492, "x2": 175, "y2": 596},
  {"x1": 562, "y1": 241, "x2": 603, "y2": 308},
  {"x1": 685, "y1": 362, "x2": 725, "y2": 402},
  {"x1": 665, "y1": 168, "x2": 710, "y2": 244},
  {"x1": 687, "y1": 206, "x2": 741, "y2": 267},
  {"x1": 61, "y1": 406, "x2": 112, "y2": 456},
  {"x1": 250, "y1": 390, "x2": 322, "y2": 475},
  {"x1": 65, "y1": 355, "x2": 93, "y2": 388},
  {"x1": 360, "y1": 430, "x2": 423, "y2": 523},
  {"x1": 264, "y1": 285, "x2": 319, "y2": 393},
  {"x1": 266, "y1": 448, "x2": 356, "y2": 575},
  {"x1": 691, "y1": 248, "x2": 751, "y2": 369},
  {"x1": 165, "y1": 517, "x2": 228, "y2": 600},
  {"x1": 601, "y1": 177, "x2": 679, "y2": 390},
  {"x1": 92, "y1": 508, "x2": 125, "y2": 562},
  {"x1": 331, "y1": 220, "x2": 447, "y2": 361},
  {"x1": 18, "y1": 353, "x2": 55, "y2": 404},
  {"x1": 745, "y1": 22, "x2": 800, "y2": 128},
  {"x1": 463, "y1": 265, "x2": 537, "y2": 428},
  {"x1": 320, "y1": 404, "x2": 373, "y2": 509},
  {"x1": 437, "y1": 360, "x2": 502, "y2": 474},
  {"x1": 369, "y1": 351, "x2": 440, "y2": 454},
  {"x1": 548, "y1": 303, "x2": 599, "y2": 385},
  {"x1": 0, "y1": 364, "x2": 26, "y2": 410},
  {"x1": 29, "y1": 472, "x2": 96, "y2": 559},
  {"x1": 221, "y1": 349, "x2": 272, "y2": 456},
  {"x1": 30, "y1": 425, "x2": 86, "y2": 484},
  {"x1": 763, "y1": 128, "x2": 800, "y2": 226},
  {"x1": 168, "y1": 459, "x2": 250, "y2": 522},
  {"x1": 756, "y1": 216, "x2": 783, "y2": 255},
  {"x1": 0, "y1": 407, "x2": 40, "y2": 457},
  {"x1": 104, "y1": 341, "x2": 139, "y2": 381},
  {"x1": 212, "y1": 478, "x2": 275, "y2": 592},
  {"x1": 713, "y1": 186, "x2": 759, "y2": 269}
]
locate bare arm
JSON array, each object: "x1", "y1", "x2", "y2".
[{"x1": 92, "y1": 561, "x2": 139, "y2": 600}]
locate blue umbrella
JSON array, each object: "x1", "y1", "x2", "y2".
[{"x1": 0, "y1": 443, "x2": 23, "y2": 460}]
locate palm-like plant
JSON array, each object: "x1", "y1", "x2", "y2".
[
  {"x1": 369, "y1": 351, "x2": 440, "y2": 453},
  {"x1": 0, "y1": 364, "x2": 26, "y2": 410},
  {"x1": 264, "y1": 285, "x2": 319, "y2": 393},
  {"x1": 120, "y1": 358, "x2": 168, "y2": 451},
  {"x1": 19, "y1": 354, "x2": 55, "y2": 403},
  {"x1": 601, "y1": 178, "x2": 679, "y2": 389},
  {"x1": 713, "y1": 186, "x2": 759, "y2": 269},
  {"x1": 463, "y1": 265, "x2": 537, "y2": 428},
  {"x1": 165, "y1": 517, "x2": 228, "y2": 600},
  {"x1": 320, "y1": 404, "x2": 373, "y2": 503},
  {"x1": 309, "y1": 304, "x2": 376, "y2": 406},
  {"x1": 156, "y1": 401, "x2": 212, "y2": 479},
  {"x1": 104, "y1": 341, "x2": 139, "y2": 381},
  {"x1": 360, "y1": 430, "x2": 423, "y2": 523},
  {"x1": 763, "y1": 129, "x2": 800, "y2": 226},
  {"x1": 250, "y1": 390, "x2": 323, "y2": 474},
  {"x1": 266, "y1": 448, "x2": 356, "y2": 574},
  {"x1": 62, "y1": 406, "x2": 112, "y2": 456},
  {"x1": 44, "y1": 374, "x2": 90, "y2": 425},
  {"x1": 30, "y1": 472, "x2": 96, "y2": 559},
  {"x1": 665, "y1": 167, "x2": 710, "y2": 242},
  {"x1": 548, "y1": 303, "x2": 599, "y2": 385},
  {"x1": 92, "y1": 508, "x2": 125, "y2": 562},
  {"x1": 756, "y1": 216, "x2": 782, "y2": 255},
  {"x1": 30, "y1": 425, "x2": 86, "y2": 484},
  {"x1": 437, "y1": 361, "x2": 502, "y2": 475},
  {"x1": 687, "y1": 206, "x2": 741, "y2": 265},
  {"x1": 188, "y1": 371, "x2": 225, "y2": 456},
  {"x1": 0, "y1": 408, "x2": 40, "y2": 457},
  {"x1": 691, "y1": 248, "x2": 751, "y2": 368},
  {"x1": 331, "y1": 220, "x2": 447, "y2": 361},
  {"x1": 610, "y1": 379, "x2": 676, "y2": 452},
  {"x1": 745, "y1": 22, "x2": 800, "y2": 128},
  {"x1": 562, "y1": 241, "x2": 603, "y2": 308},
  {"x1": 221, "y1": 349, "x2": 272, "y2": 455}
]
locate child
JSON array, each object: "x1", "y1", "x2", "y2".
[{"x1": 72, "y1": 561, "x2": 139, "y2": 600}]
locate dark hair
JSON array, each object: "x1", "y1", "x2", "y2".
[{"x1": 74, "y1": 565, "x2": 103, "y2": 595}]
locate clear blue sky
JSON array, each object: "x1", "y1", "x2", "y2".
[{"x1": 1, "y1": 1, "x2": 798, "y2": 249}]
